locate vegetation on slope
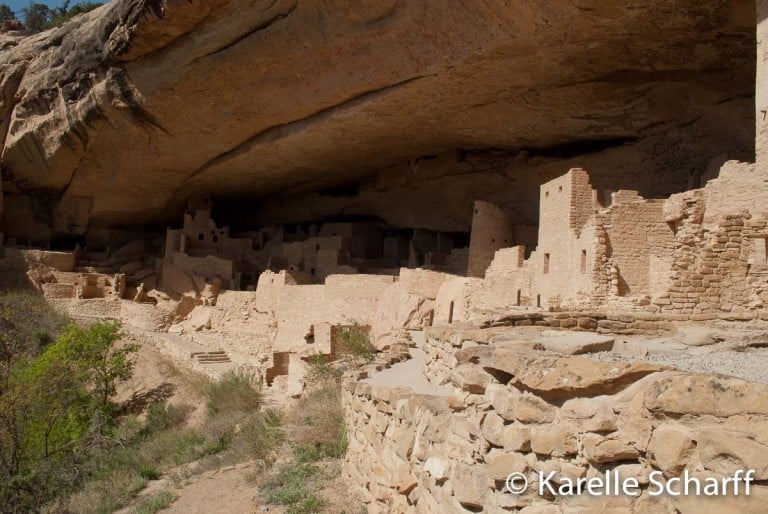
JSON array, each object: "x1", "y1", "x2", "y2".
[
  {"x1": 0, "y1": 1, "x2": 103, "y2": 34},
  {"x1": 0, "y1": 292, "x2": 370, "y2": 513},
  {"x1": 260, "y1": 323, "x2": 374, "y2": 514},
  {"x1": 0, "y1": 292, "x2": 283, "y2": 513},
  {"x1": 0, "y1": 291, "x2": 137, "y2": 511},
  {"x1": 60, "y1": 369, "x2": 282, "y2": 514}
]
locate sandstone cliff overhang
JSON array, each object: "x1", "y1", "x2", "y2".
[{"x1": 0, "y1": 0, "x2": 756, "y2": 242}]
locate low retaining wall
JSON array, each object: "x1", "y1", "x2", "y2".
[
  {"x1": 479, "y1": 310, "x2": 768, "y2": 331},
  {"x1": 343, "y1": 339, "x2": 768, "y2": 513}
]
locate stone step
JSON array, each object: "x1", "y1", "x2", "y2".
[
  {"x1": 189, "y1": 349, "x2": 232, "y2": 365},
  {"x1": 190, "y1": 350, "x2": 227, "y2": 358},
  {"x1": 197, "y1": 356, "x2": 231, "y2": 363}
]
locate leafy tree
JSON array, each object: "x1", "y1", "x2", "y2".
[
  {"x1": 61, "y1": 1, "x2": 101, "y2": 19},
  {"x1": 0, "y1": 4, "x2": 16, "y2": 23},
  {"x1": 21, "y1": 0, "x2": 102, "y2": 33},
  {"x1": 48, "y1": 1, "x2": 103, "y2": 29},
  {"x1": 21, "y1": 1, "x2": 50, "y2": 33},
  {"x1": 12, "y1": 347, "x2": 89, "y2": 461},
  {"x1": 56, "y1": 321, "x2": 138, "y2": 412},
  {"x1": 0, "y1": 291, "x2": 67, "y2": 375},
  {"x1": 0, "y1": 321, "x2": 137, "y2": 510}
]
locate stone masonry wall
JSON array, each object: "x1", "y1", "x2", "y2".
[
  {"x1": 467, "y1": 201, "x2": 516, "y2": 278},
  {"x1": 343, "y1": 329, "x2": 768, "y2": 513},
  {"x1": 600, "y1": 199, "x2": 673, "y2": 298},
  {"x1": 654, "y1": 178, "x2": 768, "y2": 316}
]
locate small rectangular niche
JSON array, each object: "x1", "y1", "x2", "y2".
[
  {"x1": 543, "y1": 253, "x2": 550, "y2": 274},
  {"x1": 580, "y1": 249, "x2": 587, "y2": 273}
]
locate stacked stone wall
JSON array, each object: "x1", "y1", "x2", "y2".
[{"x1": 344, "y1": 333, "x2": 768, "y2": 513}]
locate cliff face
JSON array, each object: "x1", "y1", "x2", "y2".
[{"x1": 0, "y1": 0, "x2": 756, "y2": 243}]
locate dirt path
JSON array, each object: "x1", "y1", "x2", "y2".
[
  {"x1": 364, "y1": 331, "x2": 451, "y2": 396},
  {"x1": 162, "y1": 463, "x2": 265, "y2": 514}
]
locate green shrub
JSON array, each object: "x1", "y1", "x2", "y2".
[
  {"x1": 143, "y1": 429, "x2": 207, "y2": 467},
  {"x1": 335, "y1": 324, "x2": 375, "y2": 363},
  {"x1": 241, "y1": 408, "x2": 283, "y2": 463},
  {"x1": 134, "y1": 489, "x2": 176, "y2": 514},
  {"x1": 144, "y1": 402, "x2": 188, "y2": 433},
  {"x1": 263, "y1": 461, "x2": 325, "y2": 512},
  {"x1": 117, "y1": 415, "x2": 143, "y2": 442},
  {"x1": 292, "y1": 385, "x2": 347, "y2": 462},
  {"x1": 206, "y1": 370, "x2": 262, "y2": 416},
  {"x1": 306, "y1": 354, "x2": 343, "y2": 382},
  {"x1": 288, "y1": 495, "x2": 326, "y2": 514},
  {"x1": 137, "y1": 464, "x2": 161, "y2": 481},
  {"x1": 0, "y1": 289, "x2": 67, "y2": 365},
  {"x1": 0, "y1": 319, "x2": 139, "y2": 511}
]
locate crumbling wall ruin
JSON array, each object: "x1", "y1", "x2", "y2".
[{"x1": 453, "y1": 162, "x2": 767, "y2": 320}]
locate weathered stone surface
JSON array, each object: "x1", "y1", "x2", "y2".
[
  {"x1": 186, "y1": 305, "x2": 213, "y2": 331},
  {"x1": 371, "y1": 283, "x2": 430, "y2": 348},
  {"x1": 485, "y1": 450, "x2": 527, "y2": 481},
  {"x1": 484, "y1": 383, "x2": 520, "y2": 420},
  {"x1": 695, "y1": 428, "x2": 768, "y2": 479},
  {"x1": 539, "y1": 333, "x2": 614, "y2": 355},
  {"x1": 645, "y1": 374, "x2": 768, "y2": 417},
  {"x1": 451, "y1": 463, "x2": 488, "y2": 509},
  {"x1": 423, "y1": 456, "x2": 451, "y2": 480},
  {"x1": 450, "y1": 363, "x2": 495, "y2": 394},
  {"x1": 481, "y1": 411, "x2": 506, "y2": 447},
  {"x1": 648, "y1": 425, "x2": 695, "y2": 476},
  {"x1": 530, "y1": 424, "x2": 578, "y2": 457},
  {"x1": 561, "y1": 397, "x2": 617, "y2": 432},
  {"x1": 394, "y1": 427, "x2": 415, "y2": 460},
  {"x1": 677, "y1": 325, "x2": 722, "y2": 346},
  {"x1": 582, "y1": 433, "x2": 640, "y2": 464},
  {"x1": 577, "y1": 317, "x2": 598, "y2": 330},
  {"x1": 612, "y1": 338, "x2": 688, "y2": 357},
  {"x1": 511, "y1": 393, "x2": 556, "y2": 424},
  {"x1": 0, "y1": 0, "x2": 754, "y2": 241},
  {"x1": 480, "y1": 349, "x2": 666, "y2": 400},
  {"x1": 503, "y1": 424, "x2": 532, "y2": 452}
]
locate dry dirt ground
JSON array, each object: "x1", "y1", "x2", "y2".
[
  {"x1": 114, "y1": 339, "x2": 362, "y2": 513},
  {"x1": 114, "y1": 337, "x2": 210, "y2": 428},
  {"x1": 114, "y1": 341, "x2": 268, "y2": 514},
  {"x1": 161, "y1": 464, "x2": 263, "y2": 514}
]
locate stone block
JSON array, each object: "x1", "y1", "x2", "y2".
[
  {"x1": 394, "y1": 427, "x2": 416, "y2": 460},
  {"x1": 450, "y1": 364, "x2": 494, "y2": 394},
  {"x1": 512, "y1": 393, "x2": 556, "y2": 424},
  {"x1": 485, "y1": 450, "x2": 527, "y2": 481},
  {"x1": 485, "y1": 383, "x2": 520, "y2": 420},
  {"x1": 539, "y1": 332, "x2": 614, "y2": 355},
  {"x1": 696, "y1": 427, "x2": 768, "y2": 479},
  {"x1": 451, "y1": 463, "x2": 489, "y2": 509},
  {"x1": 503, "y1": 424, "x2": 532, "y2": 452},
  {"x1": 530, "y1": 424, "x2": 577, "y2": 457},
  {"x1": 480, "y1": 349, "x2": 665, "y2": 400},
  {"x1": 481, "y1": 411, "x2": 506, "y2": 447},
  {"x1": 648, "y1": 424, "x2": 694, "y2": 476},
  {"x1": 645, "y1": 374, "x2": 768, "y2": 417},
  {"x1": 582, "y1": 433, "x2": 640, "y2": 464},
  {"x1": 577, "y1": 317, "x2": 598, "y2": 330},
  {"x1": 424, "y1": 456, "x2": 451, "y2": 480}
]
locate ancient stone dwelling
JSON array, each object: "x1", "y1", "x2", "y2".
[{"x1": 0, "y1": 0, "x2": 767, "y2": 511}]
